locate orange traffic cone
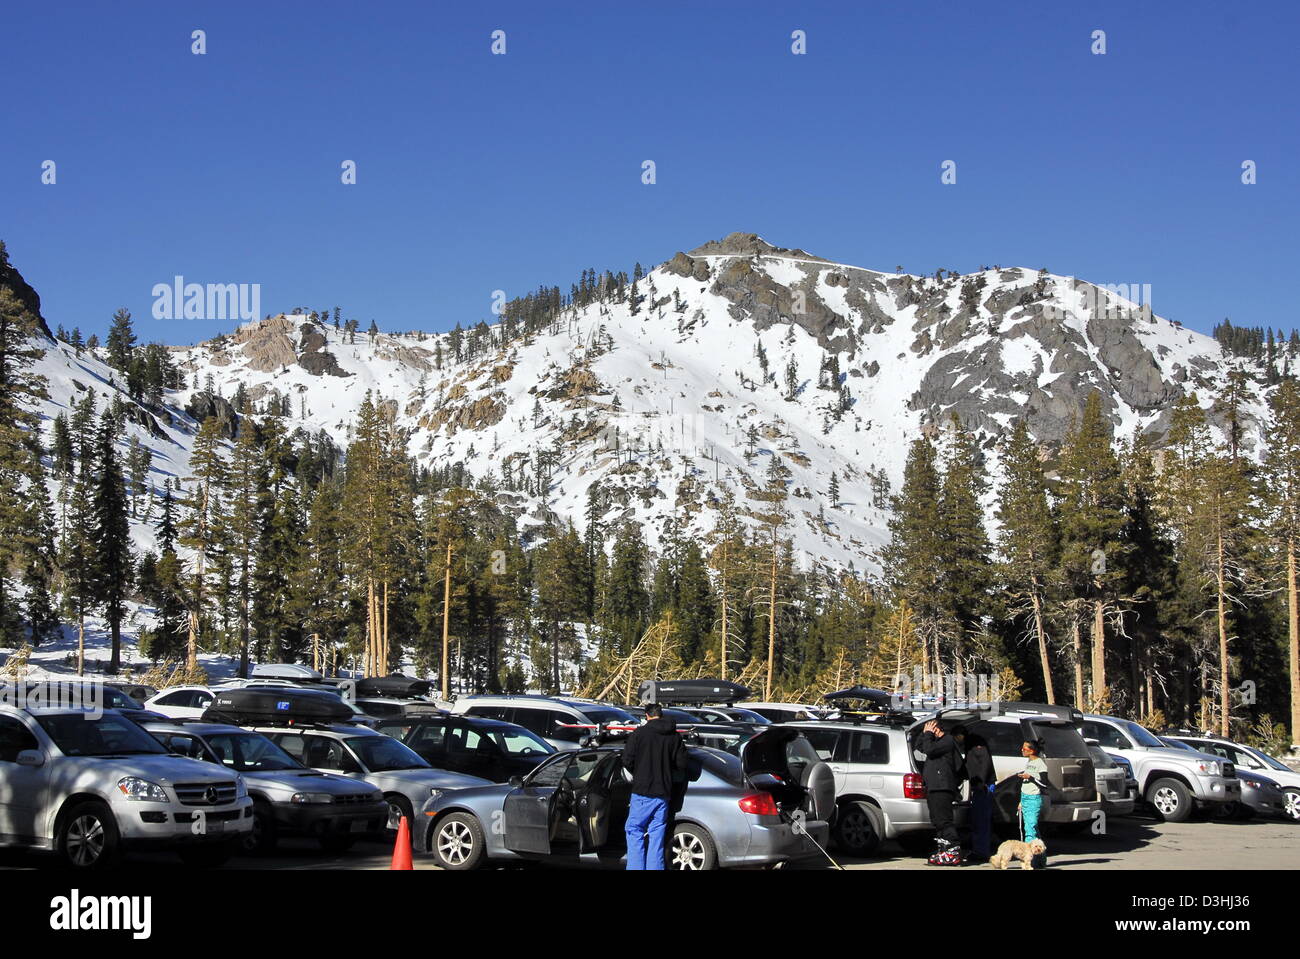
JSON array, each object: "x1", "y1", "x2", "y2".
[{"x1": 390, "y1": 816, "x2": 413, "y2": 870}]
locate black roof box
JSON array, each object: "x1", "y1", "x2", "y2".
[
  {"x1": 355, "y1": 675, "x2": 433, "y2": 699},
  {"x1": 637, "y1": 678, "x2": 750, "y2": 706},
  {"x1": 203, "y1": 687, "x2": 353, "y2": 726},
  {"x1": 823, "y1": 686, "x2": 899, "y2": 709}
]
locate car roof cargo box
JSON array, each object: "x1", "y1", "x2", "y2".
[
  {"x1": 637, "y1": 678, "x2": 750, "y2": 706},
  {"x1": 251, "y1": 663, "x2": 324, "y2": 683},
  {"x1": 355, "y1": 675, "x2": 433, "y2": 698},
  {"x1": 994, "y1": 702, "x2": 1085, "y2": 725},
  {"x1": 202, "y1": 687, "x2": 352, "y2": 726},
  {"x1": 822, "y1": 686, "x2": 898, "y2": 709}
]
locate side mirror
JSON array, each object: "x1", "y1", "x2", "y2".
[
  {"x1": 16, "y1": 749, "x2": 44, "y2": 768},
  {"x1": 508, "y1": 775, "x2": 524, "y2": 787}
]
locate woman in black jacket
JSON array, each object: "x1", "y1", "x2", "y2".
[
  {"x1": 918, "y1": 720, "x2": 964, "y2": 865},
  {"x1": 954, "y1": 726, "x2": 995, "y2": 862}
]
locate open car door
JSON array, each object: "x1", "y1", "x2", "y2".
[
  {"x1": 502, "y1": 753, "x2": 573, "y2": 855},
  {"x1": 577, "y1": 751, "x2": 628, "y2": 853}
]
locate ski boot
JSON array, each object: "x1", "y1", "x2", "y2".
[{"x1": 926, "y1": 838, "x2": 963, "y2": 866}]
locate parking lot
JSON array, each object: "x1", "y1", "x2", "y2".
[{"x1": 0, "y1": 810, "x2": 1290, "y2": 872}]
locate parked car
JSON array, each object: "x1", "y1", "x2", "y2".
[
  {"x1": 738, "y1": 702, "x2": 827, "y2": 723},
  {"x1": 451, "y1": 695, "x2": 638, "y2": 750},
  {"x1": 355, "y1": 698, "x2": 444, "y2": 720},
  {"x1": 254, "y1": 722, "x2": 490, "y2": 844},
  {"x1": 786, "y1": 717, "x2": 936, "y2": 856},
  {"x1": 1222, "y1": 768, "x2": 1289, "y2": 821},
  {"x1": 0, "y1": 704, "x2": 253, "y2": 868},
  {"x1": 1080, "y1": 714, "x2": 1241, "y2": 822},
  {"x1": 143, "y1": 719, "x2": 388, "y2": 852},
  {"x1": 678, "y1": 705, "x2": 772, "y2": 725},
  {"x1": 376, "y1": 714, "x2": 556, "y2": 782},
  {"x1": 1162, "y1": 730, "x2": 1300, "y2": 822},
  {"x1": 421, "y1": 726, "x2": 834, "y2": 870},
  {"x1": 145, "y1": 684, "x2": 216, "y2": 719}
]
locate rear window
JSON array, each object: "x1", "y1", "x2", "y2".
[
  {"x1": 693, "y1": 748, "x2": 745, "y2": 787},
  {"x1": 799, "y1": 728, "x2": 841, "y2": 761},
  {"x1": 967, "y1": 721, "x2": 1025, "y2": 757},
  {"x1": 1033, "y1": 723, "x2": 1088, "y2": 758}
]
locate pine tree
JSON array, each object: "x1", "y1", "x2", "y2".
[
  {"x1": 1263, "y1": 379, "x2": 1300, "y2": 745},
  {"x1": 995, "y1": 418, "x2": 1059, "y2": 702},
  {"x1": 1056, "y1": 392, "x2": 1127, "y2": 706},
  {"x1": 92, "y1": 411, "x2": 132, "y2": 671},
  {"x1": 937, "y1": 415, "x2": 991, "y2": 683},
  {"x1": 225, "y1": 417, "x2": 262, "y2": 676},
  {"x1": 880, "y1": 436, "x2": 945, "y2": 688},
  {"x1": 60, "y1": 453, "x2": 96, "y2": 674},
  {"x1": 105, "y1": 307, "x2": 136, "y2": 372},
  {"x1": 178, "y1": 417, "x2": 227, "y2": 669}
]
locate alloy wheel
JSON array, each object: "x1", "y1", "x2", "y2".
[
  {"x1": 437, "y1": 820, "x2": 474, "y2": 866},
  {"x1": 672, "y1": 832, "x2": 706, "y2": 870},
  {"x1": 67, "y1": 813, "x2": 106, "y2": 867},
  {"x1": 1153, "y1": 786, "x2": 1180, "y2": 817},
  {"x1": 1284, "y1": 791, "x2": 1300, "y2": 821}
]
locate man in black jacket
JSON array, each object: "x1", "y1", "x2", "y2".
[
  {"x1": 621, "y1": 704, "x2": 688, "y2": 869},
  {"x1": 954, "y1": 725, "x2": 995, "y2": 862},
  {"x1": 918, "y1": 719, "x2": 964, "y2": 866}
]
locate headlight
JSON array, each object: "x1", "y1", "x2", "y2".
[
  {"x1": 291, "y1": 792, "x2": 334, "y2": 804},
  {"x1": 117, "y1": 777, "x2": 169, "y2": 802},
  {"x1": 429, "y1": 788, "x2": 443, "y2": 800},
  {"x1": 235, "y1": 777, "x2": 248, "y2": 800},
  {"x1": 1196, "y1": 761, "x2": 1221, "y2": 776}
]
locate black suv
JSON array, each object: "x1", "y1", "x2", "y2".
[{"x1": 376, "y1": 715, "x2": 557, "y2": 783}]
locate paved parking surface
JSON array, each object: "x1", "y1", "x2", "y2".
[{"x1": 0, "y1": 810, "x2": 1293, "y2": 871}]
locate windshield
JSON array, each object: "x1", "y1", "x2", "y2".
[
  {"x1": 486, "y1": 727, "x2": 554, "y2": 756},
  {"x1": 1122, "y1": 721, "x2": 1165, "y2": 748},
  {"x1": 1245, "y1": 747, "x2": 1290, "y2": 771},
  {"x1": 725, "y1": 708, "x2": 771, "y2": 724},
  {"x1": 38, "y1": 712, "x2": 168, "y2": 756},
  {"x1": 205, "y1": 732, "x2": 302, "y2": 772},
  {"x1": 345, "y1": 735, "x2": 430, "y2": 771}
]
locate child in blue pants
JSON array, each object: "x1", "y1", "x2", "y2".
[{"x1": 1018, "y1": 739, "x2": 1047, "y2": 843}]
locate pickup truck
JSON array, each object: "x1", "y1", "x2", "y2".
[{"x1": 1081, "y1": 714, "x2": 1241, "y2": 822}]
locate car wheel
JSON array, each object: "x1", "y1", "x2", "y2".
[
  {"x1": 178, "y1": 840, "x2": 236, "y2": 868},
  {"x1": 1146, "y1": 778, "x2": 1193, "y2": 822},
  {"x1": 669, "y1": 823, "x2": 718, "y2": 870},
  {"x1": 385, "y1": 794, "x2": 414, "y2": 843},
  {"x1": 432, "y1": 813, "x2": 486, "y2": 870},
  {"x1": 834, "y1": 801, "x2": 883, "y2": 857},
  {"x1": 58, "y1": 801, "x2": 121, "y2": 869},
  {"x1": 1281, "y1": 788, "x2": 1300, "y2": 822},
  {"x1": 243, "y1": 799, "x2": 278, "y2": 854}
]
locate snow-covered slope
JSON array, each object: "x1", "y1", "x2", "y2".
[{"x1": 29, "y1": 233, "x2": 1269, "y2": 578}]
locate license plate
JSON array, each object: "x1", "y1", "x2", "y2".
[{"x1": 208, "y1": 819, "x2": 224, "y2": 834}]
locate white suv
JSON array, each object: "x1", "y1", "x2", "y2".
[{"x1": 0, "y1": 705, "x2": 253, "y2": 867}]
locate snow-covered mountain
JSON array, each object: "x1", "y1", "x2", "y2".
[{"x1": 28, "y1": 232, "x2": 1265, "y2": 574}]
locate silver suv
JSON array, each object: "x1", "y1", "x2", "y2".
[
  {"x1": 1081, "y1": 714, "x2": 1241, "y2": 821},
  {"x1": 0, "y1": 705, "x2": 253, "y2": 867}
]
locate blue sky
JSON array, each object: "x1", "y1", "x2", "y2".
[{"x1": 3, "y1": 0, "x2": 1296, "y2": 343}]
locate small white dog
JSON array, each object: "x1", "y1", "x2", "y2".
[{"x1": 990, "y1": 837, "x2": 1046, "y2": 870}]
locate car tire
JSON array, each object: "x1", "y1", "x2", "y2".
[
  {"x1": 385, "y1": 794, "x2": 414, "y2": 845},
  {"x1": 1146, "y1": 778, "x2": 1193, "y2": 823},
  {"x1": 244, "y1": 799, "x2": 278, "y2": 854},
  {"x1": 669, "y1": 822, "x2": 718, "y2": 870},
  {"x1": 57, "y1": 800, "x2": 121, "y2": 869},
  {"x1": 1283, "y1": 789, "x2": 1300, "y2": 822},
  {"x1": 431, "y1": 812, "x2": 486, "y2": 870},
  {"x1": 833, "y1": 801, "x2": 884, "y2": 857},
  {"x1": 178, "y1": 840, "x2": 236, "y2": 868}
]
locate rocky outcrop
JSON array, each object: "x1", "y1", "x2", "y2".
[
  {"x1": 184, "y1": 390, "x2": 239, "y2": 438},
  {"x1": 233, "y1": 316, "x2": 297, "y2": 372},
  {"x1": 0, "y1": 243, "x2": 54, "y2": 340}
]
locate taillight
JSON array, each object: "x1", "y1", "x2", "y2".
[
  {"x1": 903, "y1": 773, "x2": 927, "y2": 799},
  {"x1": 738, "y1": 792, "x2": 781, "y2": 816}
]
